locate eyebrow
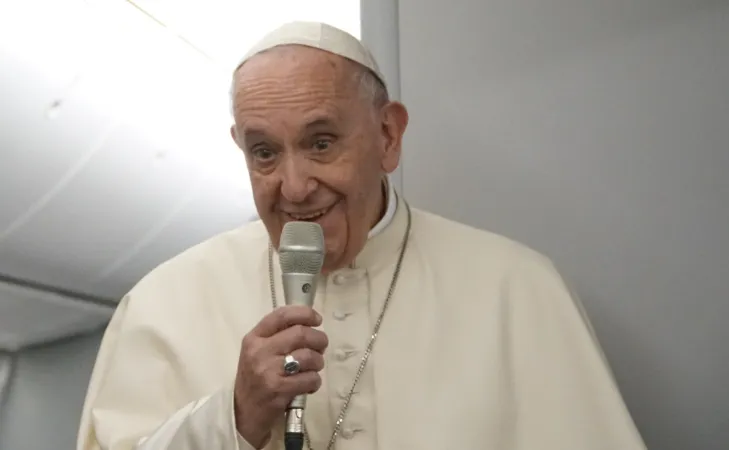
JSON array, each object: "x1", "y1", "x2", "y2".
[
  {"x1": 240, "y1": 114, "x2": 341, "y2": 144},
  {"x1": 303, "y1": 117, "x2": 338, "y2": 131},
  {"x1": 241, "y1": 128, "x2": 268, "y2": 145}
]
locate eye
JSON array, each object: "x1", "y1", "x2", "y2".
[
  {"x1": 251, "y1": 147, "x2": 275, "y2": 161},
  {"x1": 313, "y1": 138, "x2": 333, "y2": 151}
]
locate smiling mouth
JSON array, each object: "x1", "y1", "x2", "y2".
[{"x1": 286, "y1": 204, "x2": 335, "y2": 221}]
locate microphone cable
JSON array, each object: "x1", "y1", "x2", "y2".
[{"x1": 284, "y1": 431, "x2": 304, "y2": 450}]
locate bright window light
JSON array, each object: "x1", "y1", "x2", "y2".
[
  {"x1": 93, "y1": 0, "x2": 361, "y2": 72},
  {"x1": 0, "y1": 0, "x2": 94, "y2": 87}
]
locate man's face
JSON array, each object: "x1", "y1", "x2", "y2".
[{"x1": 230, "y1": 45, "x2": 408, "y2": 272}]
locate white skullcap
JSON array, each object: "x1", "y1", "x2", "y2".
[{"x1": 234, "y1": 21, "x2": 387, "y2": 90}]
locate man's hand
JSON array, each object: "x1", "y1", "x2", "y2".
[{"x1": 234, "y1": 305, "x2": 328, "y2": 449}]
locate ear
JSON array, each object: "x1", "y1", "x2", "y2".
[
  {"x1": 379, "y1": 101, "x2": 409, "y2": 173},
  {"x1": 230, "y1": 124, "x2": 241, "y2": 149}
]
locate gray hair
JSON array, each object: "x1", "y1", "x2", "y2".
[{"x1": 353, "y1": 64, "x2": 390, "y2": 110}]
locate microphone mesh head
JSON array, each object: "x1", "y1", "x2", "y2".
[{"x1": 278, "y1": 221, "x2": 325, "y2": 275}]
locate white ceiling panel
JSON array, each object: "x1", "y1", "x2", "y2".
[
  {"x1": 0, "y1": 280, "x2": 113, "y2": 352},
  {"x1": 87, "y1": 167, "x2": 254, "y2": 298},
  {"x1": 0, "y1": 120, "x2": 205, "y2": 288},
  {"x1": 0, "y1": 60, "x2": 116, "y2": 234}
]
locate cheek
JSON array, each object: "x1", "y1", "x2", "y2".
[
  {"x1": 249, "y1": 175, "x2": 278, "y2": 211},
  {"x1": 340, "y1": 168, "x2": 380, "y2": 214},
  {"x1": 326, "y1": 155, "x2": 375, "y2": 197}
]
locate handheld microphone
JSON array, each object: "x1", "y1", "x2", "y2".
[{"x1": 278, "y1": 221, "x2": 325, "y2": 450}]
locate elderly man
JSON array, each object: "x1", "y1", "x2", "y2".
[{"x1": 77, "y1": 21, "x2": 645, "y2": 450}]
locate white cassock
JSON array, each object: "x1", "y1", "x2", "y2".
[{"x1": 76, "y1": 180, "x2": 646, "y2": 450}]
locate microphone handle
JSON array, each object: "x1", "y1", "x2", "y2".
[
  {"x1": 286, "y1": 394, "x2": 306, "y2": 431},
  {"x1": 282, "y1": 273, "x2": 318, "y2": 308}
]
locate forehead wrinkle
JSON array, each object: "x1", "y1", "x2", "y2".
[
  {"x1": 232, "y1": 80, "x2": 352, "y2": 135},
  {"x1": 237, "y1": 106, "x2": 346, "y2": 147},
  {"x1": 237, "y1": 83, "x2": 347, "y2": 110},
  {"x1": 235, "y1": 66, "x2": 353, "y2": 100},
  {"x1": 238, "y1": 101, "x2": 343, "y2": 128},
  {"x1": 232, "y1": 46, "x2": 361, "y2": 108}
]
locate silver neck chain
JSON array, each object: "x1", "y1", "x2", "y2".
[{"x1": 268, "y1": 202, "x2": 412, "y2": 450}]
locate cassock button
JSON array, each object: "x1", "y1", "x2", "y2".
[
  {"x1": 333, "y1": 274, "x2": 347, "y2": 285},
  {"x1": 333, "y1": 349, "x2": 349, "y2": 361},
  {"x1": 340, "y1": 429, "x2": 355, "y2": 440},
  {"x1": 333, "y1": 311, "x2": 348, "y2": 320}
]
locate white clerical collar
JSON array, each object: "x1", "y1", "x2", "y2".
[{"x1": 367, "y1": 176, "x2": 397, "y2": 239}]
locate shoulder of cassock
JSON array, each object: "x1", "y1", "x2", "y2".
[
  {"x1": 78, "y1": 220, "x2": 279, "y2": 449},
  {"x1": 119, "y1": 217, "x2": 272, "y2": 323},
  {"x1": 129, "y1": 218, "x2": 271, "y2": 298}
]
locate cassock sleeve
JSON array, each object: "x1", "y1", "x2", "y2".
[
  {"x1": 505, "y1": 254, "x2": 646, "y2": 449},
  {"x1": 75, "y1": 294, "x2": 256, "y2": 450}
]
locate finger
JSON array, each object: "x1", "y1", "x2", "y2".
[
  {"x1": 253, "y1": 305, "x2": 322, "y2": 338},
  {"x1": 268, "y1": 325, "x2": 329, "y2": 355},
  {"x1": 280, "y1": 372, "x2": 323, "y2": 398},
  {"x1": 274, "y1": 348, "x2": 325, "y2": 376}
]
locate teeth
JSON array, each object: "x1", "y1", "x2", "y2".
[{"x1": 290, "y1": 207, "x2": 329, "y2": 220}]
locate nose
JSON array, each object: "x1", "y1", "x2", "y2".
[{"x1": 279, "y1": 154, "x2": 317, "y2": 203}]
